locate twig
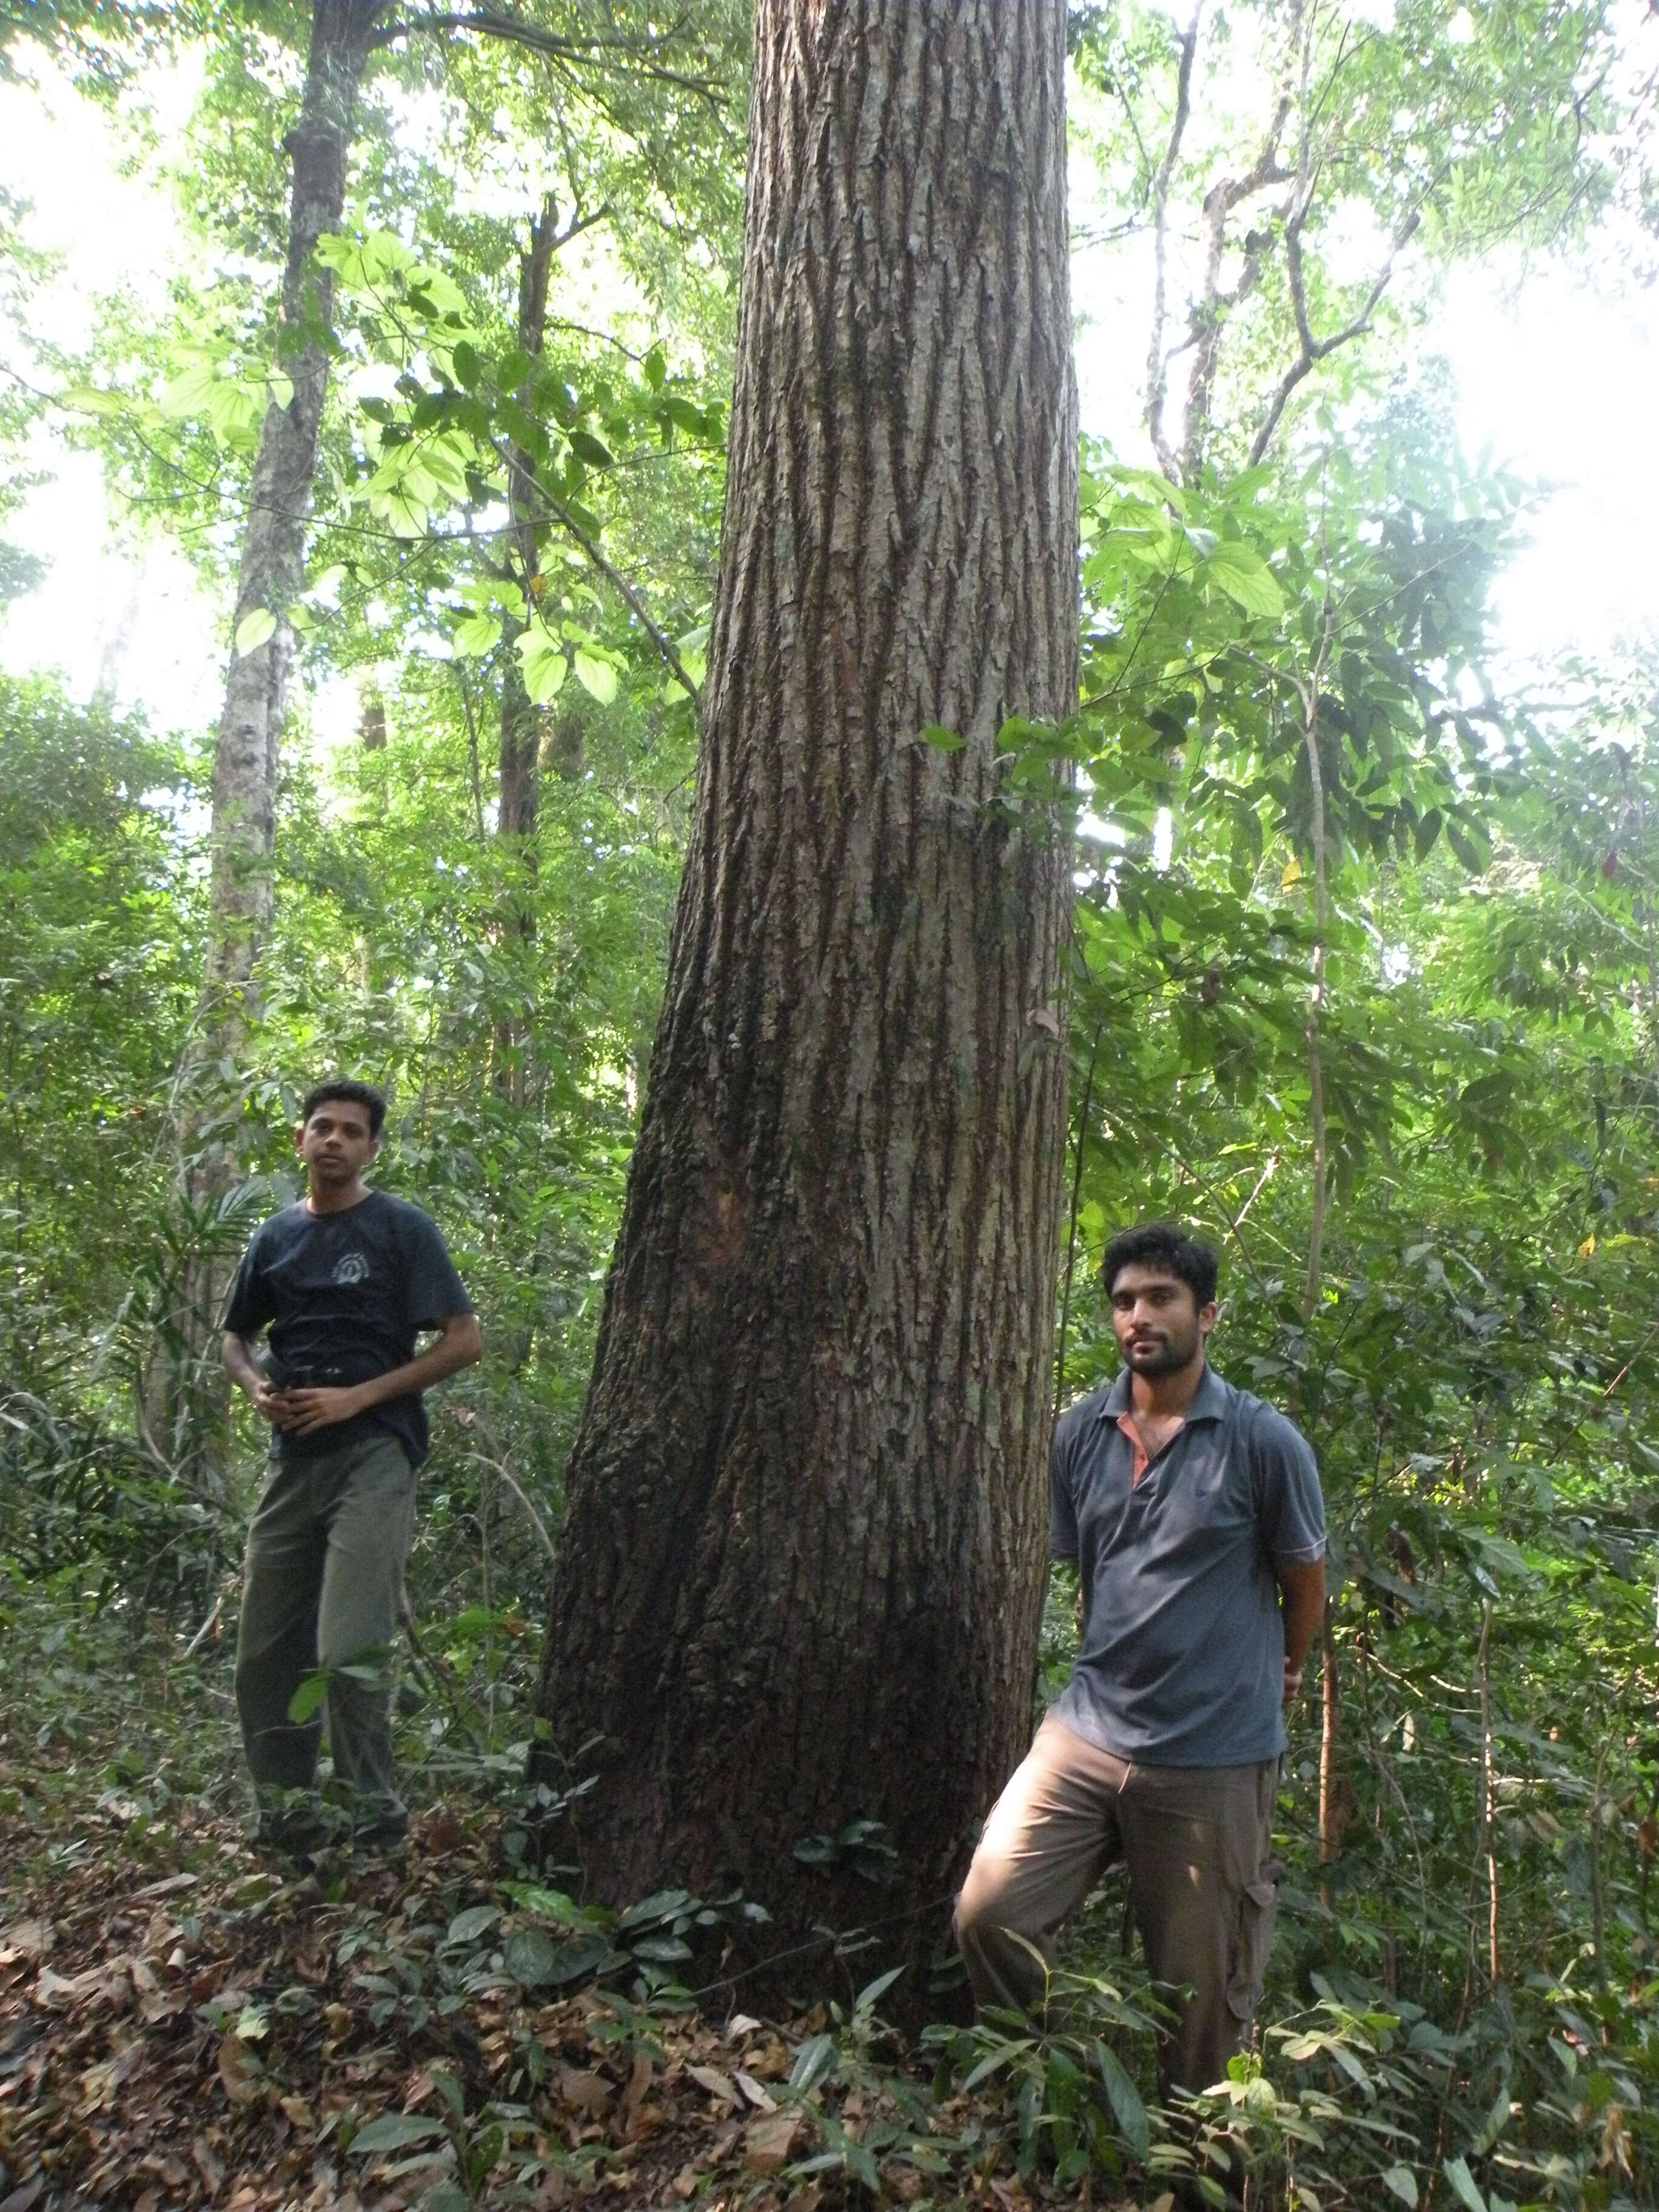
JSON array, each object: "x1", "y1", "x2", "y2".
[
  {"x1": 543, "y1": 488, "x2": 702, "y2": 709},
  {"x1": 182, "y1": 1590, "x2": 225, "y2": 1658},
  {"x1": 467, "y1": 1449, "x2": 558, "y2": 1563}
]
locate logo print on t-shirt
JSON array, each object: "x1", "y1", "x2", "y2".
[{"x1": 333, "y1": 1250, "x2": 369, "y2": 1285}]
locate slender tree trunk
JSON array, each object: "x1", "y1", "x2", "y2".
[
  {"x1": 163, "y1": 0, "x2": 382, "y2": 1466},
  {"x1": 492, "y1": 200, "x2": 561, "y2": 1104},
  {"x1": 497, "y1": 198, "x2": 560, "y2": 848},
  {"x1": 197, "y1": 0, "x2": 382, "y2": 1068},
  {"x1": 534, "y1": 0, "x2": 1078, "y2": 1989}
]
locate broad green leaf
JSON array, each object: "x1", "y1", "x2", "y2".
[
  {"x1": 568, "y1": 428, "x2": 614, "y2": 469},
  {"x1": 234, "y1": 607, "x2": 278, "y2": 655},
  {"x1": 444, "y1": 1905, "x2": 499, "y2": 1945},
  {"x1": 629, "y1": 1933, "x2": 692, "y2": 1962},
  {"x1": 158, "y1": 358, "x2": 220, "y2": 418},
  {"x1": 1443, "y1": 2157, "x2": 1486, "y2": 2212},
  {"x1": 61, "y1": 384, "x2": 126, "y2": 418},
  {"x1": 348, "y1": 2111, "x2": 447, "y2": 2154},
  {"x1": 1382, "y1": 2165, "x2": 1419, "y2": 2206},
  {"x1": 515, "y1": 625, "x2": 567, "y2": 703},
  {"x1": 1094, "y1": 2040, "x2": 1150, "y2": 2162},
  {"x1": 1199, "y1": 540, "x2": 1284, "y2": 618},
  {"x1": 502, "y1": 1926, "x2": 560, "y2": 1985},
  {"x1": 918, "y1": 724, "x2": 967, "y2": 751},
  {"x1": 452, "y1": 612, "x2": 498, "y2": 657},
  {"x1": 407, "y1": 263, "x2": 468, "y2": 317},
  {"x1": 572, "y1": 648, "x2": 617, "y2": 705},
  {"x1": 286, "y1": 1669, "x2": 327, "y2": 1723}
]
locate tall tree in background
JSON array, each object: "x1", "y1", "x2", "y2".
[
  {"x1": 535, "y1": 0, "x2": 1079, "y2": 1971},
  {"x1": 155, "y1": 0, "x2": 381, "y2": 1464},
  {"x1": 195, "y1": 0, "x2": 380, "y2": 1072}
]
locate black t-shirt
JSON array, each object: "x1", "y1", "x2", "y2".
[{"x1": 221, "y1": 1189, "x2": 472, "y2": 1468}]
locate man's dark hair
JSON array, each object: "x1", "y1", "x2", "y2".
[
  {"x1": 1102, "y1": 1222, "x2": 1219, "y2": 1307},
  {"x1": 300, "y1": 1079, "x2": 386, "y2": 1140}
]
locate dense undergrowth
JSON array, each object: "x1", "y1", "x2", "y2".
[{"x1": 4, "y1": 1395, "x2": 1657, "y2": 2211}]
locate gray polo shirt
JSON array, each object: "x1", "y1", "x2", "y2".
[{"x1": 1049, "y1": 1364, "x2": 1326, "y2": 1768}]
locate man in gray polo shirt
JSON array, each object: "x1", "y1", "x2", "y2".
[{"x1": 954, "y1": 1223, "x2": 1326, "y2": 2103}]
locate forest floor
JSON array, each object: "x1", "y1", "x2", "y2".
[{"x1": 0, "y1": 1600, "x2": 1159, "y2": 2212}]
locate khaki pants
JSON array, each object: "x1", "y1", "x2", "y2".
[
  {"x1": 954, "y1": 1713, "x2": 1280, "y2": 2094},
  {"x1": 234, "y1": 1432, "x2": 416, "y2": 1846}
]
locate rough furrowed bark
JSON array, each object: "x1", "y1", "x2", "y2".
[{"x1": 535, "y1": 0, "x2": 1078, "y2": 1998}]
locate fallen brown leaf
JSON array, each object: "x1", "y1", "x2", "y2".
[
  {"x1": 216, "y1": 2029, "x2": 261, "y2": 2108},
  {"x1": 743, "y1": 2109, "x2": 803, "y2": 2175},
  {"x1": 737, "y1": 2069, "x2": 777, "y2": 2111}
]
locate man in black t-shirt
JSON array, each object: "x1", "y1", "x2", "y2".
[{"x1": 221, "y1": 1080, "x2": 481, "y2": 1854}]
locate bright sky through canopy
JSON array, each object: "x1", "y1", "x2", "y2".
[{"x1": 0, "y1": 28, "x2": 1655, "y2": 732}]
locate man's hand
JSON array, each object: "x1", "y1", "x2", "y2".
[
  {"x1": 276, "y1": 1382, "x2": 372, "y2": 1436},
  {"x1": 249, "y1": 1376, "x2": 289, "y2": 1426},
  {"x1": 1282, "y1": 1658, "x2": 1305, "y2": 1706}
]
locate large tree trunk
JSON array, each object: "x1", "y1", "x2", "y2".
[
  {"x1": 161, "y1": 0, "x2": 381, "y2": 1470},
  {"x1": 535, "y1": 0, "x2": 1078, "y2": 1994}
]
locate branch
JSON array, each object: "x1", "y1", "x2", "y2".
[
  {"x1": 543, "y1": 488, "x2": 703, "y2": 709},
  {"x1": 1245, "y1": 201, "x2": 1419, "y2": 468},
  {"x1": 377, "y1": 5, "x2": 728, "y2": 101}
]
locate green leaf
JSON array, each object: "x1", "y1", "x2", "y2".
[
  {"x1": 918, "y1": 724, "x2": 967, "y2": 751},
  {"x1": 515, "y1": 625, "x2": 567, "y2": 703},
  {"x1": 572, "y1": 648, "x2": 617, "y2": 705},
  {"x1": 630, "y1": 1933, "x2": 693, "y2": 1962},
  {"x1": 502, "y1": 1926, "x2": 560, "y2": 1985},
  {"x1": 1094, "y1": 2040, "x2": 1150, "y2": 2162},
  {"x1": 444, "y1": 1905, "x2": 499, "y2": 1945},
  {"x1": 1199, "y1": 540, "x2": 1284, "y2": 618},
  {"x1": 643, "y1": 347, "x2": 666, "y2": 391},
  {"x1": 286, "y1": 1670, "x2": 328, "y2": 1724},
  {"x1": 568, "y1": 428, "x2": 615, "y2": 469},
  {"x1": 537, "y1": 1931, "x2": 616, "y2": 1986},
  {"x1": 1382, "y1": 2166, "x2": 1419, "y2": 2207},
  {"x1": 451, "y1": 340, "x2": 482, "y2": 389},
  {"x1": 348, "y1": 2111, "x2": 447, "y2": 2154},
  {"x1": 1413, "y1": 808, "x2": 1443, "y2": 860},
  {"x1": 158, "y1": 357, "x2": 220, "y2": 419},
  {"x1": 234, "y1": 607, "x2": 278, "y2": 656},
  {"x1": 617, "y1": 1888, "x2": 694, "y2": 1930},
  {"x1": 853, "y1": 1964, "x2": 906, "y2": 2014},
  {"x1": 788, "y1": 2033, "x2": 839, "y2": 2094},
  {"x1": 62, "y1": 383, "x2": 127, "y2": 418},
  {"x1": 452, "y1": 612, "x2": 498, "y2": 657},
  {"x1": 1443, "y1": 2157, "x2": 1486, "y2": 2212}
]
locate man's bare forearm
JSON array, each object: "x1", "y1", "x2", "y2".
[
  {"x1": 354, "y1": 1313, "x2": 483, "y2": 1409},
  {"x1": 222, "y1": 1332, "x2": 265, "y2": 1397},
  {"x1": 1275, "y1": 1556, "x2": 1327, "y2": 1701}
]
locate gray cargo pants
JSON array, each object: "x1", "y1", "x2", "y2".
[
  {"x1": 954, "y1": 1713, "x2": 1281, "y2": 2095},
  {"x1": 234, "y1": 1432, "x2": 416, "y2": 1848}
]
